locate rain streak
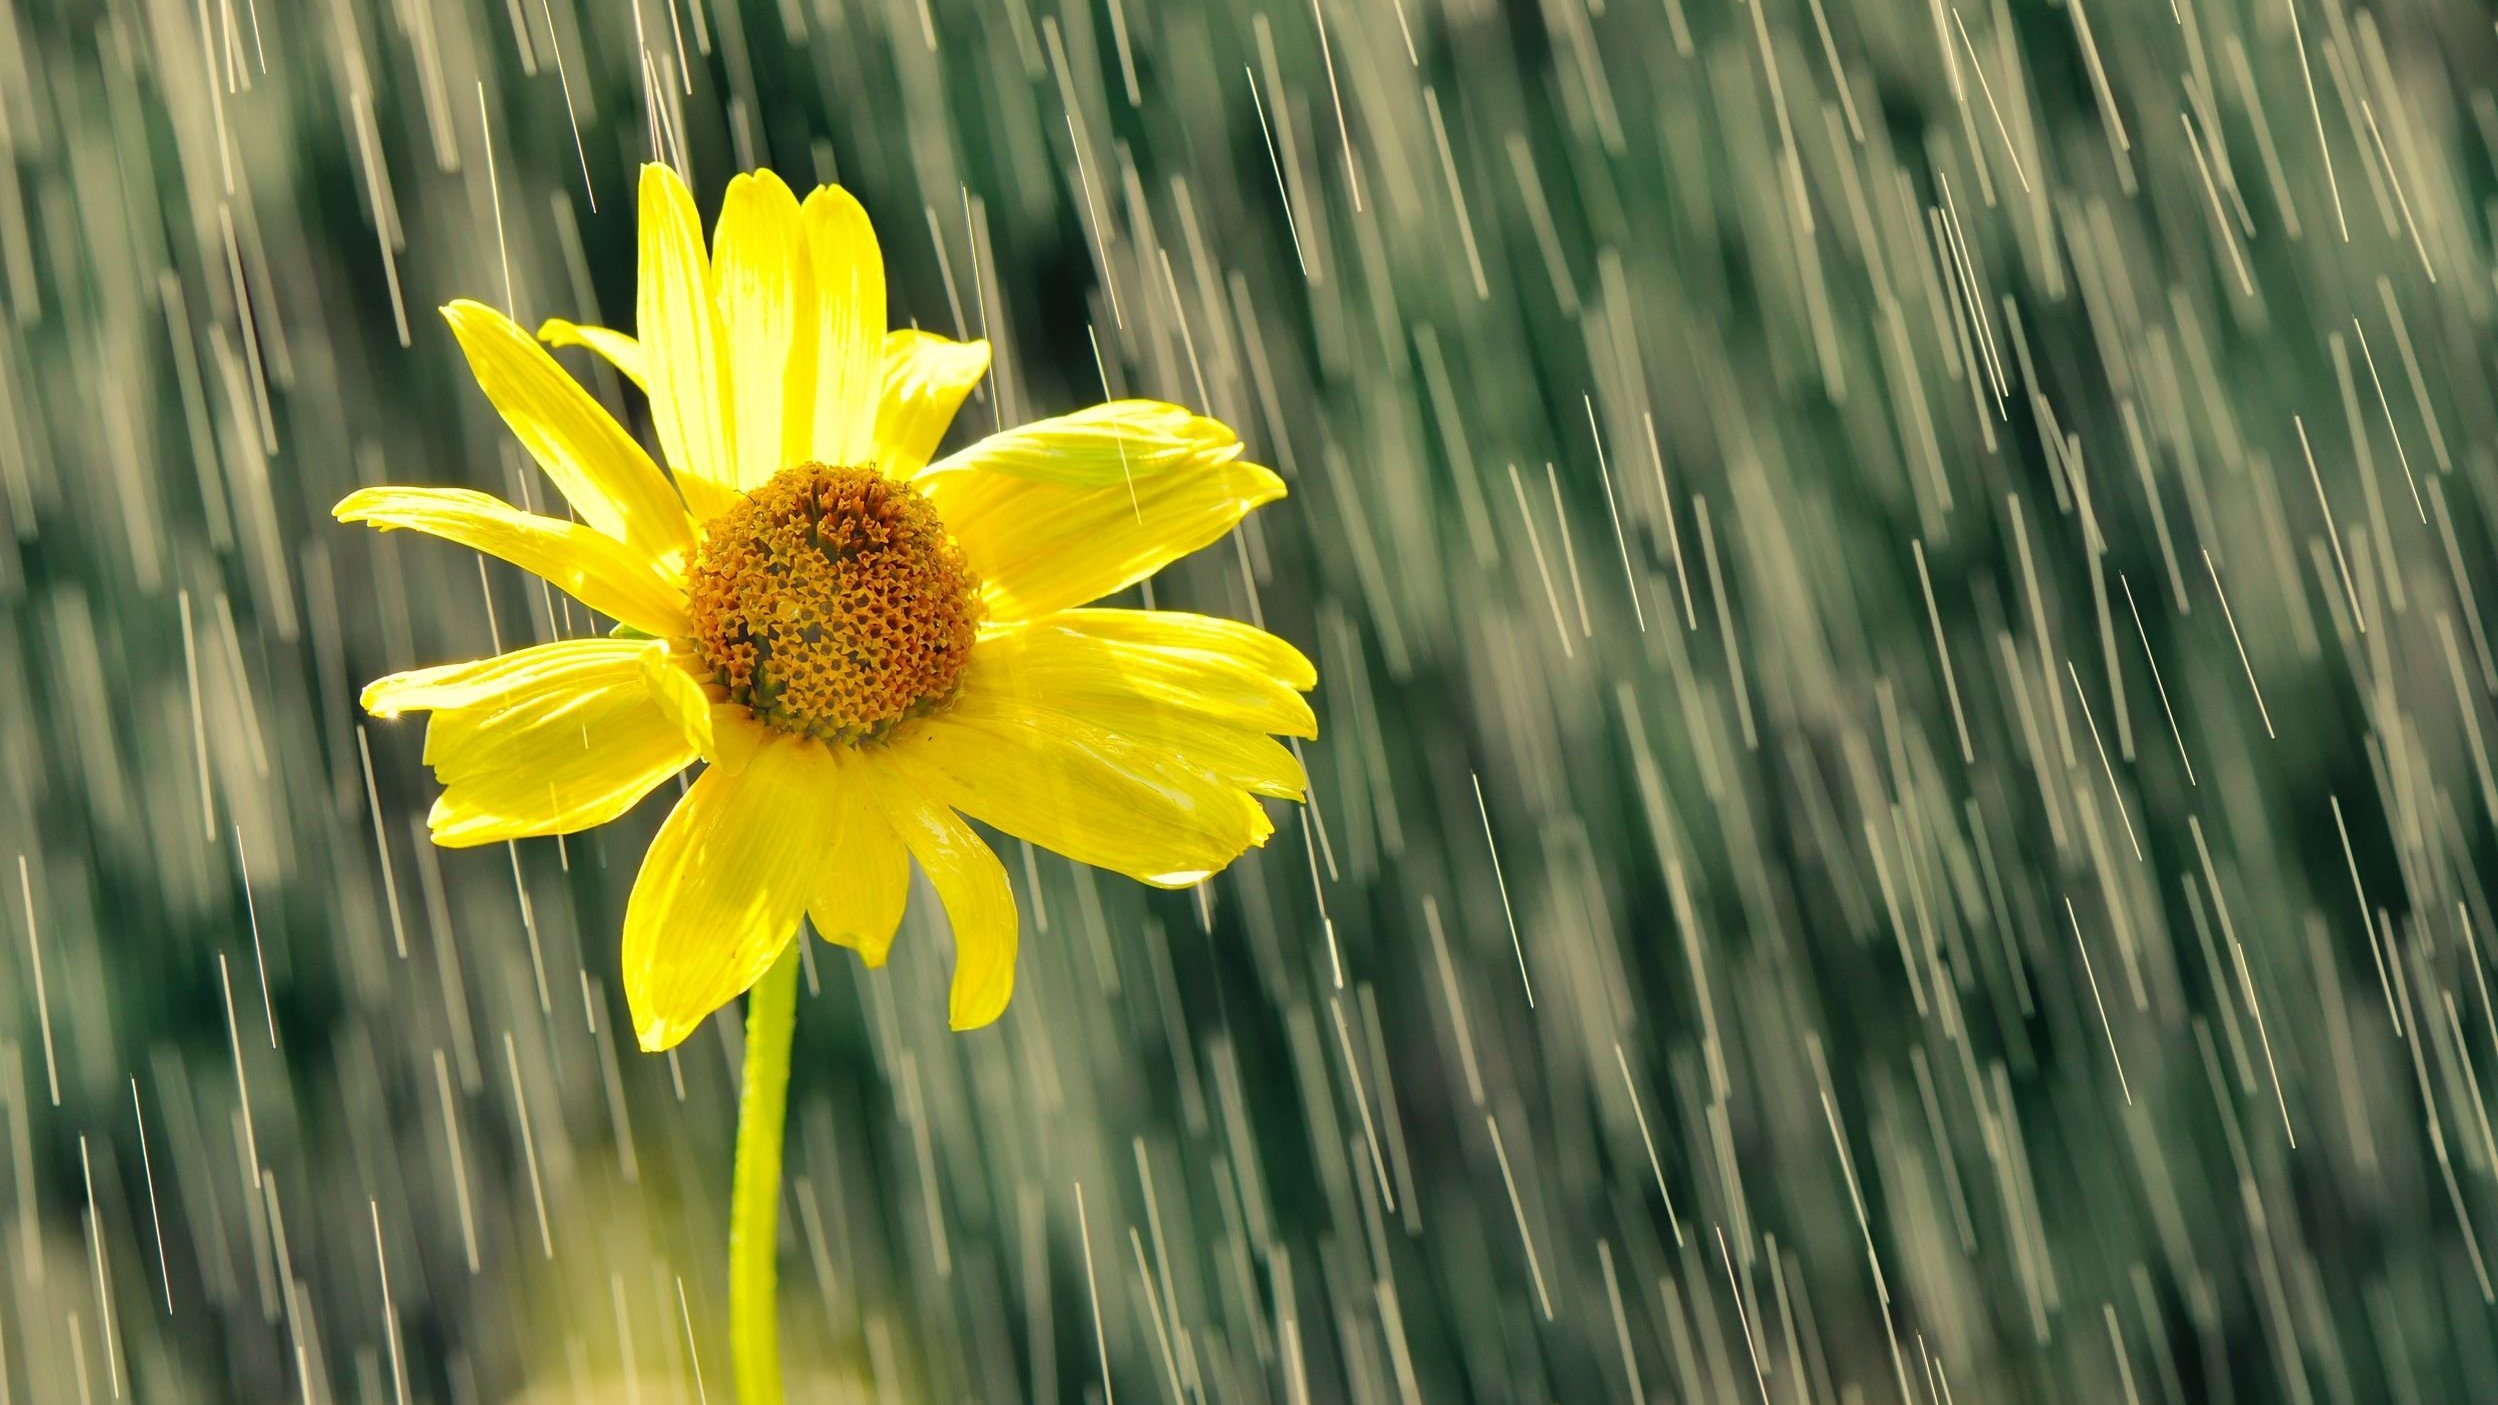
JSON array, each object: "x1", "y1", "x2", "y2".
[{"x1": 6, "y1": 0, "x2": 2498, "y2": 1401}]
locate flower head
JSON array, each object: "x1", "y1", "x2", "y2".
[
  {"x1": 687, "y1": 463, "x2": 982, "y2": 742},
  {"x1": 343, "y1": 165, "x2": 1312, "y2": 1050}
]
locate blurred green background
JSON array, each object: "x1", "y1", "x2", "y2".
[{"x1": 7, "y1": 0, "x2": 2498, "y2": 1399}]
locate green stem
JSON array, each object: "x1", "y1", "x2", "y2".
[{"x1": 730, "y1": 942, "x2": 800, "y2": 1405}]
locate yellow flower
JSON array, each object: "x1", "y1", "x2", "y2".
[{"x1": 343, "y1": 165, "x2": 1313, "y2": 1050}]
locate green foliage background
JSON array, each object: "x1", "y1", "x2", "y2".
[{"x1": 5, "y1": 0, "x2": 2498, "y2": 1400}]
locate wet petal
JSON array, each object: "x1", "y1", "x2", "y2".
[
  {"x1": 537, "y1": 318, "x2": 647, "y2": 391},
  {"x1": 920, "y1": 400, "x2": 1238, "y2": 487},
  {"x1": 1044, "y1": 607, "x2": 1318, "y2": 688},
  {"x1": 364, "y1": 639, "x2": 646, "y2": 717},
  {"x1": 878, "y1": 330, "x2": 990, "y2": 478},
  {"x1": 362, "y1": 640, "x2": 694, "y2": 847},
  {"x1": 976, "y1": 614, "x2": 1318, "y2": 738},
  {"x1": 636, "y1": 164, "x2": 740, "y2": 521},
  {"x1": 637, "y1": 640, "x2": 719, "y2": 760},
  {"x1": 335, "y1": 486, "x2": 689, "y2": 637},
  {"x1": 711, "y1": 170, "x2": 812, "y2": 491},
  {"x1": 854, "y1": 756, "x2": 1017, "y2": 1030},
  {"x1": 800, "y1": 185, "x2": 886, "y2": 467},
  {"x1": 921, "y1": 452, "x2": 1284, "y2": 621},
  {"x1": 879, "y1": 633, "x2": 1297, "y2": 889},
  {"x1": 809, "y1": 756, "x2": 911, "y2": 968},
  {"x1": 442, "y1": 299, "x2": 691, "y2": 558},
  {"x1": 622, "y1": 735, "x2": 839, "y2": 1051},
  {"x1": 424, "y1": 697, "x2": 695, "y2": 848}
]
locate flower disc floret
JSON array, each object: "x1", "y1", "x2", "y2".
[{"x1": 688, "y1": 463, "x2": 982, "y2": 743}]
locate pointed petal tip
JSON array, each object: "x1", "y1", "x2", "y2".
[
  {"x1": 422, "y1": 817, "x2": 503, "y2": 851},
  {"x1": 947, "y1": 999, "x2": 1006, "y2": 1033},
  {"x1": 635, "y1": 1015, "x2": 691, "y2": 1053},
  {"x1": 629, "y1": 978, "x2": 704, "y2": 1053},
  {"x1": 814, "y1": 925, "x2": 898, "y2": 970},
  {"x1": 437, "y1": 299, "x2": 521, "y2": 346}
]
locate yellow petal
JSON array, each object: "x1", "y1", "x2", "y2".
[
  {"x1": 442, "y1": 300, "x2": 692, "y2": 558},
  {"x1": 622, "y1": 736, "x2": 839, "y2": 1051},
  {"x1": 425, "y1": 700, "x2": 695, "y2": 848},
  {"x1": 1040, "y1": 608, "x2": 1317, "y2": 691},
  {"x1": 884, "y1": 710, "x2": 1274, "y2": 890},
  {"x1": 636, "y1": 164, "x2": 739, "y2": 522},
  {"x1": 637, "y1": 640, "x2": 719, "y2": 760},
  {"x1": 879, "y1": 634, "x2": 1295, "y2": 889},
  {"x1": 854, "y1": 757, "x2": 1016, "y2": 1030},
  {"x1": 921, "y1": 453, "x2": 1285, "y2": 621},
  {"x1": 363, "y1": 638, "x2": 648, "y2": 717},
  {"x1": 878, "y1": 330, "x2": 990, "y2": 478},
  {"x1": 711, "y1": 170, "x2": 812, "y2": 491},
  {"x1": 809, "y1": 758, "x2": 910, "y2": 968},
  {"x1": 537, "y1": 318, "x2": 647, "y2": 391},
  {"x1": 631, "y1": 640, "x2": 774, "y2": 775},
  {"x1": 800, "y1": 185, "x2": 886, "y2": 467},
  {"x1": 363, "y1": 640, "x2": 695, "y2": 847},
  {"x1": 920, "y1": 400, "x2": 1238, "y2": 487},
  {"x1": 977, "y1": 616, "x2": 1318, "y2": 738},
  {"x1": 335, "y1": 486, "x2": 689, "y2": 638},
  {"x1": 701, "y1": 702, "x2": 769, "y2": 774},
  {"x1": 1052, "y1": 695, "x2": 1309, "y2": 801}
]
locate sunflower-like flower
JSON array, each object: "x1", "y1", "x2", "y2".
[{"x1": 344, "y1": 165, "x2": 1313, "y2": 1050}]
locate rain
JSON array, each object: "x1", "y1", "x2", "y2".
[{"x1": 5, "y1": 0, "x2": 2498, "y2": 1400}]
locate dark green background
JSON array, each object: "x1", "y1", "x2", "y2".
[{"x1": 6, "y1": 0, "x2": 2498, "y2": 1400}]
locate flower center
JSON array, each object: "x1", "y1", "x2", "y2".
[{"x1": 687, "y1": 463, "x2": 982, "y2": 744}]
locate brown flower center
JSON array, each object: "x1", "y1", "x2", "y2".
[{"x1": 687, "y1": 463, "x2": 982, "y2": 743}]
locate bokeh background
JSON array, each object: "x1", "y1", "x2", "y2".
[{"x1": 7, "y1": 0, "x2": 2498, "y2": 1399}]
